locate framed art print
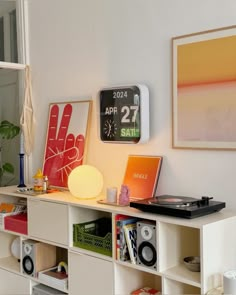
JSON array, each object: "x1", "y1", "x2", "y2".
[
  {"x1": 43, "y1": 100, "x2": 92, "y2": 188},
  {"x1": 172, "y1": 25, "x2": 236, "y2": 150}
]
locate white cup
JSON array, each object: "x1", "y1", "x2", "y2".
[
  {"x1": 106, "y1": 187, "x2": 117, "y2": 203},
  {"x1": 224, "y1": 270, "x2": 236, "y2": 295}
]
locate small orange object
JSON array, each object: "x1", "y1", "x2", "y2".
[
  {"x1": 33, "y1": 169, "x2": 44, "y2": 192},
  {"x1": 131, "y1": 287, "x2": 160, "y2": 295}
]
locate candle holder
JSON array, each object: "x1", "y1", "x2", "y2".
[{"x1": 18, "y1": 153, "x2": 26, "y2": 188}]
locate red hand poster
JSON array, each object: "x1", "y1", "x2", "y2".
[{"x1": 43, "y1": 101, "x2": 92, "y2": 188}]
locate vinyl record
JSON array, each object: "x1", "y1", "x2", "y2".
[{"x1": 150, "y1": 195, "x2": 197, "y2": 206}]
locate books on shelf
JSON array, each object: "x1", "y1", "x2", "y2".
[
  {"x1": 38, "y1": 267, "x2": 68, "y2": 292},
  {"x1": 115, "y1": 214, "x2": 138, "y2": 261},
  {"x1": 115, "y1": 214, "x2": 128, "y2": 260},
  {"x1": 122, "y1": 155, "x2": 163, "y2": 200},
  {"x1": 0, "y1": 203, "x2": 15, "y2": 213},
  {"x1": 0, "y1": 201, "x2": 27, "y2": 213},
  {"x1": 124, "y1": 222, "x2": 137, "y2": 264},
  {"x1": 119, "y1": 217, "x2": 138, "y2": 262}
]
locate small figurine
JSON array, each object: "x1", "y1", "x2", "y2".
[
  {"x1": 119, "y1": 184, "x2": 130, "y2": 206},
  {"x1": 33, "y1": 169, "x2": 44, "y2": 192}
]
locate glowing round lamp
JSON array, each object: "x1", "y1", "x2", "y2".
[{"x1": 68, "y1": 165, "x2": 103, "y2": 199}]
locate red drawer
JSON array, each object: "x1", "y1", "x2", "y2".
[{"x1": 4, "y1": 213, "x2": 28, "y2": 235}]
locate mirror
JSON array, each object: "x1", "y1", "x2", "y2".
[
  {"x1": 0, "y1": 68, "x2": 21, "y2": 186},
  {"x1": 0, "y1": 0, "x2": 18, "y2": 63},
  {"x1": 0, "y1": 0, "x2": 28, "y2": 186}
]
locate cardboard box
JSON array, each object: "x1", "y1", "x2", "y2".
[
  {"x1": 131, "y1": 287, "x2": 160, "y2": 295},
  {"x1": 4, "y1": 213, "x2": 27, "y2": 235}
]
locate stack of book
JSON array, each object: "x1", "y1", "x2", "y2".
[
  {"x1": 0, "y1": 201, "x2": 26, "y2": 213},
  {"x1": 115, "y1": 214, "x2": 139, "y2": 264}
]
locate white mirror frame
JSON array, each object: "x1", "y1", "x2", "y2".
[{"x1": 0, "y1": 0, "x2": 31, "y2": 184}]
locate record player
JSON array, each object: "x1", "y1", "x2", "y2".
[{"x1": 129, "y1": 195, "x2": 226, "y2": 219}]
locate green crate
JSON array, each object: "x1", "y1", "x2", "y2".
[{"x1": 73, "y1": 217, "x2": 112, "y2": 257}]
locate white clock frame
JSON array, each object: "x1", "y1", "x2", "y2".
[{"x1": 99, "y1": 84, "x2": 150, "y2": 144}]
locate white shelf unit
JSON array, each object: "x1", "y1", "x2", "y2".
[{"x1": 0, "y1": 186, "x2": 235, "y2": 294}]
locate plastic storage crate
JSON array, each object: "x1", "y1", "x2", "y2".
[
  {"x1": 4, "y1": 213, "x2": 28, "y2": 235},
  {"x1": 0, "y1": 211, "x2": 24, "y2": 230},
  {"x1": 73, "y1": 217, "x2": 112, "y2": 257}
]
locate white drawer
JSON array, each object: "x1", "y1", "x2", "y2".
[
  {"x1": 28, "y1": 199, "x2": 68, "y2": 246},
  {"x1": 68, "y1": 252, "x2": 114, "y2": 295},
  {"x1": 0, "y1": 269, "x2": 31, "y2": 294}
]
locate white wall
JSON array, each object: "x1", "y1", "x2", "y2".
[{"x1": 27, "y1": 0, "x2": 236, "y2": 209}]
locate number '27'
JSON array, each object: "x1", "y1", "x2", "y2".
[{"x1": 121, "y1": 106, "x2": 139, "y2": 123}]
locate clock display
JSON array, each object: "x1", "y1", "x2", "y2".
[
  {"x1": 99, "y1": 85, "x2": 149, "y2": 143},
  {"x1": 103, "y1": 119, "x2": 118, "y2": 138}
]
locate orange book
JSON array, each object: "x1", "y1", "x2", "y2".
[
  {"x1": 123, "y1": 155, "x2": 162, "y2": 200},
  {"x1": 0, "y1": 203, "x2": 15, "y2": 213}
]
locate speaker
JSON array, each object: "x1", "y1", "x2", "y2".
[
  {"x1": 22, "y1": 239, "x2": 57, "y2": 277},
  {"x1": 136, "y1": 221, "x2": 157, "y2": 270}
]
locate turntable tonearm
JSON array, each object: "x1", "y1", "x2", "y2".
[{"x1": 129, "y1": 195, "x2": 226, "y2": 219}]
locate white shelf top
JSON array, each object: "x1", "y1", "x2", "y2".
[{"x1": 1, "y1": 185, "x2": 236, "y2": 229}]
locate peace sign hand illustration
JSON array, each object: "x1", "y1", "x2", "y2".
[{"x1": 43, "y1": 104, "x2": 85, "y2": 187}]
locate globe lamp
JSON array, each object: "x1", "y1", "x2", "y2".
[{"x1": 68, "y1": 165, "x2": 103, "y2": 199}]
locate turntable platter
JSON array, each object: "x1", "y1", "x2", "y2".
[{"x1": 150, "y1": 195, "x2": 197, "y2": 206}]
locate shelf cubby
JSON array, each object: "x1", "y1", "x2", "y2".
[
  {"x1": 163, "y1": 277, "x2": 200, "y2": 294},
  {"x1": 69, "y1": 206, "x2": 112, "y2": 257},
  {"x1": 0, "y1": 193, "x2": 22, "y2": 204},
  {"x1": 114, "y1": 263, "x2": 162, "y2": 294},
  {"x1": 158, "y1": 222, "x2": 200, "y2": 272},
  {"x1": 0, "y1": 231, "x2": 20, "y2": 273}
]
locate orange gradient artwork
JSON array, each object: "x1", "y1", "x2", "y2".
[
  {"x1": 178, "y1": 35, "x2": 236, "y2": 87},
  {"x1": 173, "y1": 26, "x2": 236, "y2": 149}
]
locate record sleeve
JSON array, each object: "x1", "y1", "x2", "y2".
[{"x1": 123, "y1": 155, "x2": 162, "y2": 200}]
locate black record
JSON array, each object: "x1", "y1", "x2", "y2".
[{"x1": 150, "y1": 195, "x2": 197, "y2": 206}]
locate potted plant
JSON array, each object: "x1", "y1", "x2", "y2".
[{"x1": 0, "y1": 120, "x2": 20, "y2": 186}]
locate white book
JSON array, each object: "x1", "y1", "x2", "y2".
[{"x1": 124, "y1": 223, "x2": 137, "y2": 264}]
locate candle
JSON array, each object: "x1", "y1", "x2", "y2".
[
  {"x1": 106, "y1": 187, "x2": 117, "y2": 203},
  {"x1": 20, "y1": 133, "x2": 24, "y2": 154}
]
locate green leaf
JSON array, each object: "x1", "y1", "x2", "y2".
[
  {"x1": 0, "y1": 120, "x2": 20, "y2": 140},
  {"x1": 2, "y1": 163, "x2": 14, "y2": 174}
]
